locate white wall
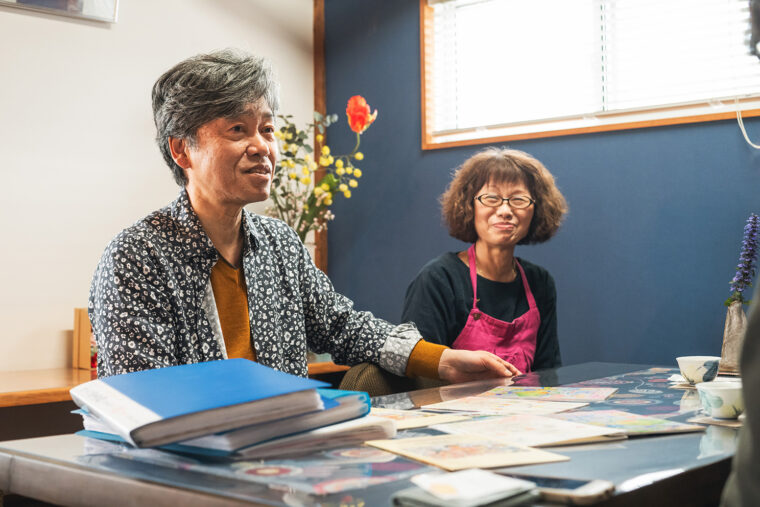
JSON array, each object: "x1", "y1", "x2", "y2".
[{"x1": 0, "y1": 0, "x2": 314, "y2": 371}]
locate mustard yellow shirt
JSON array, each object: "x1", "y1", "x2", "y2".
[{"x1": 210, "y1": 259, "x2": 256, "y2": 361}]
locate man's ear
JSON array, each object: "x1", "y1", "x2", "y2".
[{"x1": 168, "y1": 137, "x2": 192, "y2": 170}]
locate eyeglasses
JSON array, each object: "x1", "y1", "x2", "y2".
[{"x1": 476, "y1": 194, "x2": 535, "y2": 209}]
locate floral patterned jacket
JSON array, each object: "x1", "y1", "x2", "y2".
[{"x1": 89, "y1": 190, "x2": 420, "y2": 378}]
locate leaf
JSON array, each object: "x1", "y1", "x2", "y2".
[
  {"x1": 303, "y1": 145, "x2": 313, "y2": 153},
  {"x1": 313, "y1": 111, "x2": 323, "y2": 122}
]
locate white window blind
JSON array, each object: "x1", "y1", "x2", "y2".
[{"x1": 428, "y1": 0, "x2": 760, "y2": 139}]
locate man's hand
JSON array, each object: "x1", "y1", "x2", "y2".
[{"x1": 438, "y1": 349, "x2": 521, "y2": 384}]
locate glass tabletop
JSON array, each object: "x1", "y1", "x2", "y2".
[{"x1": 0, "y1": 362, "x2": 739, "y2": 506}]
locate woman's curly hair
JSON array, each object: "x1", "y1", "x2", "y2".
[{"x1": 440, "y1": 148, "x2": 567, "y2": 244}]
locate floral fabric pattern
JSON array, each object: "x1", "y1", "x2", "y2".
[{"x1": 89, "y1": 190, "x2": 420, "y2": 378}]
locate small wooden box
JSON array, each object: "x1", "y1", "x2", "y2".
[{"x1": 72, "y1": 308, "x2": 96, "y2": 370}]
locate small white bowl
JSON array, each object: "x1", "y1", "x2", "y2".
[
  {"x1": 676, "y1": 356, "x2": 721, "y2": 384},
  {"x1": 696, "y1": 381, "x2": 744, "y2": 419}
]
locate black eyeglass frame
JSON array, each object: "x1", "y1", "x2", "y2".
[{"x1": 475, "y1": 194, "x2": 536, "y2": 209}]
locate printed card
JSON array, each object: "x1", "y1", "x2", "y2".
[
  {"x1": 370, "y1": 408, "x2": 471, "y2": 429},
  {"x1": 477, "y1": 386, "x2": 617, "y2": 402},
  {"x1": 432, "y1": 414, "x2": 626, "y2": 447},
  {"x1": 422, "y1": 396, "x2": 587, "y2": 416},
  {"x1": 411, "y1": 469, "x2": 535, "y2": 501},
  {"x1": 550, "y1": 409, "x2": 705, "y2": 435},
  {"x1": 366, "y1": 433, "x2": 568, "y2": 471}
]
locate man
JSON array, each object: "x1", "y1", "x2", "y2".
[{"x1": 89, "y1": 49, "x2": 518, "y2": 384}]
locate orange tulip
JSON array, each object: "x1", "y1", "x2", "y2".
[{"x1": 346, "y1": 95, "x2": 377, "y2": 134}]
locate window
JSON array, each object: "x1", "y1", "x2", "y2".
[{"x1": 421, "y1": 0, "x2": 760, "y2": 149}]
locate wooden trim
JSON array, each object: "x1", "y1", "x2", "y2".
[
  {"x1": 306, "y1": 361, "x2": 350, "y2": 376},
  {"x1": 420, "y1": 0, "x2": 434, "y2": 151},
  {"x1": 0, "y1": 368, "x2": 95, "y2": 408},
  {"x1": 313, "y1": 0, "x2": 328, "y2": 273},
  {"x1": 423, "y1": 109, "x2": 760, "y2": 151},
  {"x1": 419, "y1": 0, "x2": 760, "y2": 150},
  {"x1": 0, "y1": 363, "x2": 348, "y2": 408}
]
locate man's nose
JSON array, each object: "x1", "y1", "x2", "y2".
[{"x1": 247, "y1": 134, "x2": 270, "y2": 157}]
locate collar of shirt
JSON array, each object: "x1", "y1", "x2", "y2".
[{"x1": 168, "y1": 189, "x2": 264, "y2": 263}]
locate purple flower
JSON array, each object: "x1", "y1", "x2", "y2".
[{"x1": 727, "y1": 213, "x2": 760, "y2": 305}]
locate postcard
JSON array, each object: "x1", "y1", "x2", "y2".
[
  {"x1": 431, "y1": 414, "x2": 626, "y2": 447},
  {"x1": 477, "y1": 386, "x2": 617, "y2": 402},
  {"x1": 549, "y1": 409, "x2": 706, "y2": 435},
  {"x1": 370, "y1": 408, "x2": 472, "y2": 429},
  {"x1": 366, "y1": 433, "x2": 568, "y2": 471},
  {"x1": 422, "y1": 396, "x2": 587, "y2": 416}
]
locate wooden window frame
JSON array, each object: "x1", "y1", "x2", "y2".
[
  {"x1": 419, "y1": 0, "x2": 760, "y2": 151},
  {"x1": 314, "y1": 0, "x2": 328, "y2": 272}
]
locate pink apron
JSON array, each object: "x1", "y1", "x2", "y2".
[{"x1": 452, "y1": 244, "x2": 541, "y2": 373}]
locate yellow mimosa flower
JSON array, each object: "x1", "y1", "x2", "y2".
[
  {"x1": 274, "y1": 131, "x2": 284, "y2": 139},
  {"x1": 319, "y1": 156, "x2": 331, "y2": 167},
  {"x1": 346, "y1": 167, "x2": 353, "y2": 175},
  {"x1": 285, "y1": 132, "x2": 293, "y2": 140},
  {"x1": 300, "y1": 176, "x2": 311, "y2": 185},
  {"x1": 316, "y1": 134, "x2": 324, "y2": 143},
  {"x1": 321, "y1": 145, "x2": 330, "y2": 156},
  {"x1": 324, "y1": 198, "x2": 333, "y2": 206},
  {"x1": 327, "y1": 155, "x2": 334, "y2": 165},
  {"x1": 288, "y1": 172, "x2": 297, "y2": 179},
  {"x1": 339, "y1": 183, "x2": 348, "y2": 192},
  {"x1": 336, "y1": 167, "x2": 346, "y2": 176},
  {"x1": 304, "y1": 154, "x2": 311, "y2": 162},
  {"x1": 301, "y1": 166, "x2": 310, "y2": 176},
  {"x1": 335, "y1": 159, "x2": 344, "y2": 169},
  {"x1": 343, "y1": 190, "x2": 352, "y2": 199},
  {"x1": 354, "y1": 152, "x2": 364, "y2": 161},
  {"x1": 314, "y1": 187, "x2": 324, "y2": 197},
  {"x1": 353, "y1": 169, "x2": 362, "y2": 178},
  {"x1": 309, "y1": 161, "x2": 318, "y2": 171},
  {"x1": 321, "y1": 183, "x2": 330, "y2": 191},
  {"x1": 349, "y1": 179, "x2": 358, "y2": 188}
]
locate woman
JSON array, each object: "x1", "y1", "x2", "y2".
[{"x1": 402, "y1": 148, "x2": 568, "y2": 374}]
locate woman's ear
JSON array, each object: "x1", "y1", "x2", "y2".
[{"x1": 168, "y1": 137, "x2": 191, "y2": 170}]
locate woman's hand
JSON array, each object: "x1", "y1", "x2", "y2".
[{"x1": 438, "y1": 349, "x2": 521, "y2": 384}]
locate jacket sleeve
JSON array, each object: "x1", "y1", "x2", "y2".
[
  {"x1": 89, "y1": 233, "x2": 180, "y2": 377},
  {"x1": 290, "y1": 232, "x2": 420, "y2": 376}
]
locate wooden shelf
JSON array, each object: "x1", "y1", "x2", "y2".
[
  {"x1": 307, "y1": 361, "x2": 350, "y2": 376},
  {"x1": 0, "y1": 362, "x2": 350, "y2": 408},
  {"x1": 0, "y1": 368, "x2": 95, "y2": 408}
]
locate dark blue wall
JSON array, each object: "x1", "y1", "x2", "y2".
[{"x1": 324, "y1": 0, "x2": 760, "y2": 366}]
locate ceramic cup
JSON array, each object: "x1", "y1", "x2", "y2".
[
  {"x1": 696, "y1": 381, "x2": 744, "y2": 419},
  {"x1": 676, "y1": 356, "x2": 721, "y2": 384}
]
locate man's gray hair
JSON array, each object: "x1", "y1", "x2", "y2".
[{"x1": 151, "y1": 48, "x2": 280, "y2": 186}]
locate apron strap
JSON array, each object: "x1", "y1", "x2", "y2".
[
  {"x1": 515, "y1": 260, "x2": 537, "y2": 310},
  {"x1": 469, "y1": 245, "x2": 537, "y2": 311},
  {"x1": 467, "y1": 244, "x2": 479, "y2": 310}
]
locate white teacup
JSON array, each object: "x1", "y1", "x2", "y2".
[
  {"x1": 696, "y1": 381, "x2": 744, "y2": 419},
  {"x1": 676, "y1": 356, "x2": 721, "y2": 384}
]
